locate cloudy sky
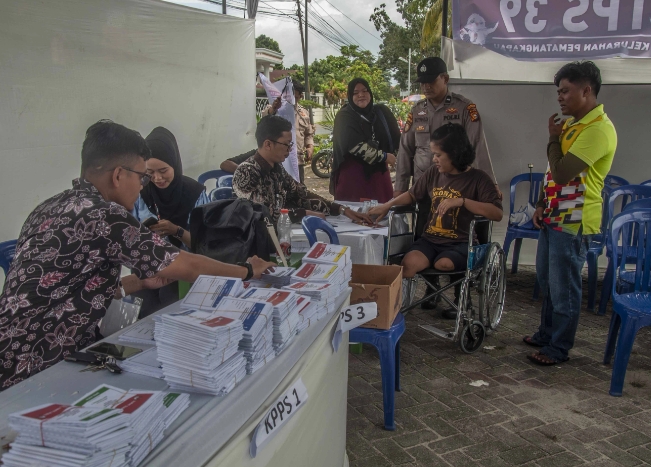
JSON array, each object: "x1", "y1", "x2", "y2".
[{"x1": 166, "y1": 0, "x2": 403, "y2": 66}]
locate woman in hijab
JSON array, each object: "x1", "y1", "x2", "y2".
[
  {"x1": 331, "y1": 78, "x2": 401, "y2": 203},
  {"x1": 134, "y1": 127, "x2": 209, "y2": 249},
  {"x1": 132, "y1": 127, "x2": 209, "y2": 316}
]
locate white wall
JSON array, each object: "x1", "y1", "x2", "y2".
[
  {"x1": 0, "y1": 0, "x2": 257, "y2": 248},
  {"x1": 449, "y1": 81, "x2": 651, "y2": 266}
]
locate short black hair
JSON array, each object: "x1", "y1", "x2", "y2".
[
  {"x1": 255, "y1": 115, "x2": 292, "y2": 148},
  {"x1": 554, "y1": 61, "x2": 602, "y2": 97},
  {"x1": 81, "y1": 120, "x2": 150, "y2": 174},
  {"x1": 430, "y1": 123, "x2": 475, "y2": 172},
  {"x1": 293, "y1": 81, "x2": 305, "y2": 94}
]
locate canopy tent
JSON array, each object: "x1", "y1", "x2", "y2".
[{"x1": 0, "y1": 0, "x2": 257, "y2": 245}]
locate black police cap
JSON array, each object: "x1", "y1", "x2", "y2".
[{"x1": 415, "y1": 57, "x2": 448, "y2": 83}]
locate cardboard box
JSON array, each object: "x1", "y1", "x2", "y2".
[{"x1": 349, "y1": 264, "x2": 403, "y2": 330}]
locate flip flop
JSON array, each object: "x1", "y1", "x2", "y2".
[
  {"x1": 522, "y1": 336, "x2": 544, "y2": 348},
  {"x1": 526, "y1": 352, "x2": 561, "y2": 366}
]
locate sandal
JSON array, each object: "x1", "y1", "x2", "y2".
[
  {"x1": 526, "y1": 352, "x2": 562, "y2": 366},
  {"x1": 522, "y1": 336, "x2": 544, "y2": 348}
]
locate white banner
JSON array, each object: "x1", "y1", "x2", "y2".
[
  {"x1": 258, "y1": 73, "x2": 299, "y2": 181},
  {"x1": 249, "y1": 377, "x2": 308, "y2": 457}
]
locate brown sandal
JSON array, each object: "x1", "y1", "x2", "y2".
[
  {"x1": 526, "y1": 352, "x2": 561, "y2": 366},
  {"x1": 522, "y1": 336, "x2": 544, "y2": 348}
]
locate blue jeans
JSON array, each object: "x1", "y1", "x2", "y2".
[{"x1": 532, "y1": 226, "x2": 591, "y2": 361}]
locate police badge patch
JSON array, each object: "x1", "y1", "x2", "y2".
[
  {"x1": 404, "y1": 112, "x2": 413, "y2": 132},
  {"x1": 467, "y1": 104, "x2": 480, "y2": 122}
]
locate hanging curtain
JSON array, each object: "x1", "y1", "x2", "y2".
[{"x1": 247, "y1": 0, "x2": 259, "y2": 18}]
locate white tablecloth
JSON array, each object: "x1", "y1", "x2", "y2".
[{"x1": 0, "y1": 292, "x2": 352, "y2": 467}]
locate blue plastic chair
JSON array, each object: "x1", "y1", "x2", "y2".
[
  {"x1": 585, "y1": 175, "x2": 631, "y2": 311},
  {"x1": 197, "y1": 169, "x2": 230, "y2": 186},
  {"x1": 502, "y1": 172, "x2": 545, "y2": 274},
  {"x1": 301, "y1": 216, "x2": 340, "y2": 246},
  {"x1": 217, "y1": 175, "x2": 233, "y2": 188},
  {"x1": 0, "y1": 240, "x2": 18, "y2": 275},
  {"x1": 602, "y1": 209, "x2": 651, "y2": 396},
  {"x1": 302, "y1": 217, "x2": 404, "y2": 430},
  {"x1": 641, "y1": 179, "x2": 651, "y2": 186},
  {"x1": 598, "y1": 185, "x2": 651, "y2": 315},
  {"x1": 209, "y1": 187, "x2": 234, "y2": 201},
  {"x1": 350, "y1": 313, "x2": 405, "y2": 430}
]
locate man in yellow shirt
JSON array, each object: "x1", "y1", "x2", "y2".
[{"x1": 524, "y1": 61, "x2": 617, "y2": 365}]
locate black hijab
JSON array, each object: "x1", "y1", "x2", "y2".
[
  {"x1": 140, "y1": 127, "x2": 205, "y2": 234},
  {"x1": 332, "y1": 78, "x2": 402, "y2": 177}
]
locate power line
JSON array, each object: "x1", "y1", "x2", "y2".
[
  {"x1": 308, "y1": 2, "x2": 365, "y2": 51},
  {"x1": 316, "y1": 0, "x2": 381, "y2": 41}
]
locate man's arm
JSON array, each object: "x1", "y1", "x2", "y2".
[
  {"x1": 394, "y1": 109, "x2": 416, "y2": 194},
  {"x1": 220, "y1": 150, "x2": 257, "y2": 174},
  {"x1": 232, "y1": 163, "x2": 260, "y2": 201},
  {"x1": 546, "y1": 114, "x2": 591, "y2": 185}
]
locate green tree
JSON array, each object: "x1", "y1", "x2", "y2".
[
  {"x1": 369, "y1": 0, "x2": 448, "y2": 90},
  {"x1": 255, "y1": 34, "x2": 282, "y2": 53}
]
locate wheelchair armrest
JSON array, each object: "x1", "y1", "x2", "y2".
[
  {"x1": 389, "y1": 205, "x2": 417, "y2": 215},
  {"x1": 472, "y1": 215, "x2": 490, "y2": 223}
]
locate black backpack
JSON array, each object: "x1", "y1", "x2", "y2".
[{"x1": 190, "y1": 198, "x2": 275, "y2": 264}]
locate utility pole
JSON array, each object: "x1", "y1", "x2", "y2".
[
  {"x1": 222, "y1": 0, "x2": 226, "y2": 15},
  {"x1": 304, "y1": 0, "x2": 313, "y2": 124},
  {"x1": 407, "y1": 47, "x2": 412, "y2": 96},
  {"x1": 442, "y1": 0, "x2": 449, "y2": 38}
]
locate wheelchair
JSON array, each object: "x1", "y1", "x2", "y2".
[{"x1": 384, "y1": 201, "x2": 507, "y2": 353}]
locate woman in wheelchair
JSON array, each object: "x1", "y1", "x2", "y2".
[{"x1": 369, "y1": 123, "x2": 503, "y2": 318}]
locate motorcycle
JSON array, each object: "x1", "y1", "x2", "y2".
[{"x1": 310, "y1": 136, "x2": 333, "y2": 179}]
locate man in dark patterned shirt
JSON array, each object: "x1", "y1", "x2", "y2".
[
  {"x1": 0, "y1": 120, "x2": 274, "y2": 390},
  {"x1": 233, "y1": 116, "x2": 373, "y2": 225}
]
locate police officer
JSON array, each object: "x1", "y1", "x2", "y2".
[
  {"x1": 266, "y1": 81, "x2": 315, "y2": 183},
  {"x1": 395, "y1": 57, "x2": 501, "y2": 315},
  {"x1": 394, "y1": 57, "x2": 500, "y2": 198}
]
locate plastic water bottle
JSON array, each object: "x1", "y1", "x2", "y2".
[{"x1": 277, "y1": 209, "x2": 292, "y2": 259}]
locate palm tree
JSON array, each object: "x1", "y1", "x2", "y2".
[{"x1": 419, "y1": 0, "x2": 453, "y2": 51}]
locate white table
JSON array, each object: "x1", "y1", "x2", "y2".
[{"x1": 0, "y1": 292, "x2": 352, "y2": 467}]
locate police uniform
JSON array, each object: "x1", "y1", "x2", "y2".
[{"x1": 394, "y1": 58, "x2": 496, "y2": 193}]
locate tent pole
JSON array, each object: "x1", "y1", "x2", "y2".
[{"x1": 442, "y1": 0, "x2": 449, "y2": 38}]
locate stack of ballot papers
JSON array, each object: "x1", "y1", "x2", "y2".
[
  {"x1": 243, "y1": 279, "x2": 271, "y2": 289},
  {"x1": 118, "y1": 319, "x2": 155, "y2": 346},
  {"x1": 214, "y1": 297, "x2": 275, "y2": 374},
  {"x1": 302, "y1": 242, "x2": 352, "y2": 282},
  {"x1": 294, "y1": 295, "x2": 317, "y2": 333},
  {"x1": 73, "y1": 384, "x2": 180, "y2": 467},
  {"x1": 179, "y1": 275, "x2": 244, "y2": 311},
  {"x1": 118, "y1": 346, "x2": 164, "y2": 379},
  {"x1": 3, "y1": 404, "x2": 131, "y2": 467},
  {"x1": 284, "y1": 281, "x2": 340, "y2": 319},
  {"x1": 240, "y1": 288, "x2": 301, "y2": 354},
  {"x1": 259, "y1": 267, "x2": 295, "y2": 287},
  {"x1": 154, "y1": 308, "x2": 247, "y2": 395},
  {"x1": 3, "y1": 384, "x2": 190, "y2": 467}
]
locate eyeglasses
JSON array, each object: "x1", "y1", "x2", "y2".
[
  {"x1": 353, "y1": 90, "x2": 370, "y2": 96},
  {"x1": 121, "y1": 166, "x2": 151, "y2": 186},
  {"x1": 271, "y1": 140, "x2": 294, "y2": 150}
]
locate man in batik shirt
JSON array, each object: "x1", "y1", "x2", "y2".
[
  {"x1": 233, "y1": 115, "x2": 372, "y2": 226},
  {"x1": 0, "y1": 120, "x2": 274, "y2": 390}
]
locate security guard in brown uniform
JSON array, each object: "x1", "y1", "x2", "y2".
[
  {"x1": 395, "y1": 57, "x2": 501, "y2": 315},
  {"x1": 394, "y1": 57, "x2": 499, "y2": 198},
  {"x1": 265, "y1": 81, "x2": 315, "y2": 183}
]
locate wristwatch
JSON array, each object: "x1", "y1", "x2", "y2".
[
  {"x1": 175, "y1": 227, "x2": 185, "y2": 239},
  {"x1": 237, "y1": 261, "x2": 254, "y2": 281}
]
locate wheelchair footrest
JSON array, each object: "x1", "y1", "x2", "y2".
[{"x1": 419, "y1": 325, "x2": 454, "y2": 340}]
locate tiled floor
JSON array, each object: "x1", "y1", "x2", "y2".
[{"x1": 346, "y1": 267, "x2": 651, "y2": 467}]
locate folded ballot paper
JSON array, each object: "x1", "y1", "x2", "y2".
[
  {"x1": 179, "y1": 275, "x2": 244, "y2": 311},
  {"x1": 294, "y1": 296, "x2": 317, "y2": 334},
  {"x1": 3, "y1": 384, "x2": 190, "y2": 467},
  {"x1": 259, "y1": 267, "x2": 295, "y2": 287},
  {"x1": 283, "y1": 281, "x2": 340, "y2": 319},
  {"x1": 303, "y1": 242, "x2": 352, "y2": 282},
  {"x1": 240, "y1": 288, "x2": 302, "y2": 354},
  {"x1": 118, "y1": 346, "x2": 164, "y2": 379},
  {"x1": 154, "y1": 308, "x2": 247, "y2": 395},
  {"x1": 118, "y1": 319, "x2": 155, "y2": 346}
]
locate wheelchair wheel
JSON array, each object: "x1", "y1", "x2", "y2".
[
  {"x1": 459, "y1": 320, "x2": 486, "y2": 354},
  {"x1": 479, "y1": 243, "x2": 506, "y2": 331}
]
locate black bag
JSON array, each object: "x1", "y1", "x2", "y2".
[{"x1": 190, "y1": 198, "x2": 275, "y2": 264}]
